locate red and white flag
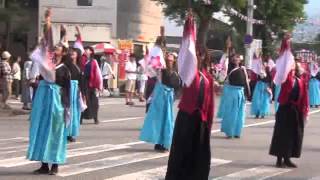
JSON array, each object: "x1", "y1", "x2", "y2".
[
  {"x1": 274, "y1": 38, "x2": 295, "y2": 85},
  {"x1": 30, "y1": 24, "x2": 56, "y2": 83},
  {"x1": 178, "y1": 15, "x2": 197, "y2": 87}
]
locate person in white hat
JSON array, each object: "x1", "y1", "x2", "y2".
[{"x1": 0, "y1": 51, "x2": 12, "y2": 108}]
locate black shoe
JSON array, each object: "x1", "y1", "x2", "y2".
[
  {"x1": 154, "y1": 144, "x2": 161, "y2": 151},
  {"x1": 284, "y1": 158, "x2": 297, "y2": 168},
  {"x1": 154, "y1": 144, "x2": 168, "y2": 152},
  {"x1": 94, "y1": 118, "x2": 99, "y2": 124},
  {"x1": 276, "y1": 157, "x2": 284, "y2": 168},
  {"x1": 255, "y1": 115, "x2": 260, "y2": 119},
  {"x1": 67, "y1": 136, "x2": 76, "y2": 143},
  {"x1": 261, "y1": 116, "x2": 265, "y2": 119},
  {"x1": 49, "y1": 164, "x2": 58, "y2": 175},
  {"x1": 234, "y1": 136, "x2": 240, "y2": 139},
  {"x1": 33, "y1": 163, "x2": 49, "y2": 174}
]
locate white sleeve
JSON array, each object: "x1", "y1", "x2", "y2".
[{"x1": 29, "y1": 62, "x2": 40, "y2": 80}]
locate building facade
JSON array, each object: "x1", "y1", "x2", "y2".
[{"x1": 38, "y1": 0, "x2": 164, "y2": 45}]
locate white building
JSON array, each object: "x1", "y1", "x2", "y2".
[
  {"x1": 39, "y1": 0, "x2": 118, "y2": 44},
  {"x1": 38, "y1": 0, "x2": 164, "y2": 45}
]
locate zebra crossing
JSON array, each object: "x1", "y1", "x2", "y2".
[{"x1": 0, "y1": 136, "x2": 310, "y2": 180}]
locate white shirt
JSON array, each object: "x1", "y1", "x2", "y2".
[
  {"x1": 12, "y1": 62, "x2": 21, "y2": 80},
  {"x1": 125, "y1": 60, "x2": 137, "y2": 80},
  {"x1": 23, "y1": 61, "x2": 32, "y2": 80},
  {"x1": 29, "y1": 61, "x2": 40, "y2": 82},
  {"x1": 101, "y1": 62, "x2": 114, "y2": 80}
]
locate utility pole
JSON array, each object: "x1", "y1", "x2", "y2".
[
  {"x1": 245, "y1": 0, "x2": 254, "y2": 68},
  {"x1": 0, "y1": 0, "x2": 5, "y2": 8}
]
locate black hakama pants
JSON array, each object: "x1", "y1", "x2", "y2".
[
  {"x1": 81, "y1": 77, "x2": 99, "y2": 120},
  {"x1": 165, "y1": 110, "x2": 211, "y2": 180},
  {"x1": 269, "y1": 104, "x2": 304, "y2": 158}
]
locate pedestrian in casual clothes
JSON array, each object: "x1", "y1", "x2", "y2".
[
  {"x1": 0, "y1": 51, "x2": 12, "y2": 108},
  {"x1": 137, "y1": 63, "x2": 147, "y2": 102},
  {"x1": 21, "y1": 58, "x2": 33, "y2": 110},
  {"x1": 125, "y1": 54, "x2": 137, "y2": 105},
  {"x1": 12, "y1": 56, "x2": 22, "y2": 99},
  {"x1": 100, "y1": 55, "x2": 114, "y2": 95},
  {"x1": 81, "y1": 46, "x2": 103, "y2": 124}
]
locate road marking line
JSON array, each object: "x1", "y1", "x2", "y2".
[
  {"x1": 212, "y1": 166, "x2": 291, "y2": 180},
  {"x1": 0, "y1": 143, "x2": 130, "y2": 168},
  {"x1": 0, "y1": 142, "x2": 83, "y2": 156},
  {"x1": 309, "y1": 176, "x2": 320, "y2": 180},
  {"x1": 58, "y1": 152, "x2": 169, "y2": 177},
  {"x1": 106, "y1": 158, "x2": 232, "y2": 180},
  {"x1": 0, "y1": 137, "x2": 27, "y2": 142},
  {"x1": 212, "y1": 109, "x2": 320, "y2": 134},
  {"x1": 101, "y1": 117, "x2": 143, "y2": 123}
]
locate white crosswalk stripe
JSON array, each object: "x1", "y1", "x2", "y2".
[
  {"x1": 0, "y1": 143, "x2": 130, "y2": 167},
  {"x1": 0, "y1": 137, "x2": 316, "y2": 179},
  {"x1": 212, "y1": 166, "x2": 291, "y2": 180},
  {"x1": 106, "y1": 158, "x2": 232, "y2": 180},
  {"x1": 59, "y1": 152, "x2": 169, "y2": 177}
]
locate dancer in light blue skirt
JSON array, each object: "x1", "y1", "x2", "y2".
[
  {"x1": 27, "y1": 43, "x2": 71, "y2": 175},
  {"x1": 309, "y1": 62, "x2": 320, "y2": 108},
  {"x1": 309, "y1": 78, "x2": 320, "y2": 108},
  {"x1": 218, "y1": 54, "x2": 250, "y2": 138},
  {"x1": 65, "y1": 48, "x2": 82, "y2": 142},
  {"x1": 251, "y1": 81, "x2": 272, "y2": 118}
]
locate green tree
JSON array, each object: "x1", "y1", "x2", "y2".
[
  {"x1": 152, "y1": 0, "x2": 246, "y2": 50},
  {"x1": 0, "y1": 0, "x2": 33, "y2": 49},
  {"x1": 231, "y1": 0, "x2": 307, "y2": 56}
]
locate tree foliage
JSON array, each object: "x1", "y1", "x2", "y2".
[
  {"x1": 0, "y1": 0, "x2": 35, "y2": 49},
  {"x1": 231, "y1": 0, "x2": 307, "y2": 56},
  {"x1": 152, "y1": 0, "x2": 246, "y2": 49}
]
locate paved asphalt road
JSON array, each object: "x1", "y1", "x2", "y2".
[{"x1": 0, "y1": 97, "x2": 320, "y2": 180}]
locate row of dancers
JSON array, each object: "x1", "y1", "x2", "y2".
[
  {"x1": 27, "y1": 9, "x2": 102, "y2": 175},
  {"x1": 26, "y1": 10, "x2": 311, "y2": 179}
]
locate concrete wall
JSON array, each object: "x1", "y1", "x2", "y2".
[
  {"x1": 39, "y1": 0, "x2": 117, "y2": 42},
  {"x1": 117, "y1": 0, "x2": 164, "y2": 42}
]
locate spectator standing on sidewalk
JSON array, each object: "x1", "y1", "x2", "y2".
[
  {"x1": 100, "y1": 55, "x2": 114, "y2": 95},
  {"x1": 12, "y1": 56, "x2": 22, "y2": 99},
  {"x1": 0, "y1": 51, "x2": 12, "y2": 108},
  {"x1": 125, "y1": 54, "x2": 137, "y2": 105}
]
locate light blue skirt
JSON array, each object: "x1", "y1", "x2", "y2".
[
  {"x1": 309, "y1": 78, "x2": 320, "y2": 106},
  {"x1": 274, "y1": 85, "x2": 281, "y2": 112},
  {"x1": 218, "y1": 84, "x2": 246, "y2": 137},
  {"x1": 68, "y1": 80, "x2": 81, "y2": 137},
  {"x1": 251, "y1": 81, "x2": 271, "y2": 116},
  {"x1": 27, "y1": 80, "x2": 67, "y2": 164},
  {"x1": 140, "y1": 83, "x2": 174, "y2": 149}
]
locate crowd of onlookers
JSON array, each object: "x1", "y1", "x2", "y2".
[{"x1": 0, "y1": 51, "x2": 26, "y2": 109}]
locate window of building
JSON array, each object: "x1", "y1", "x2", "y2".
[{"x1": 77, "y1": 0, "x2": 92, "y2": 6}]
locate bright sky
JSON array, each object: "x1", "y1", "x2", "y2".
[{"x1": 305, "y1": 0, "x2": 320, "y2": 17}]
